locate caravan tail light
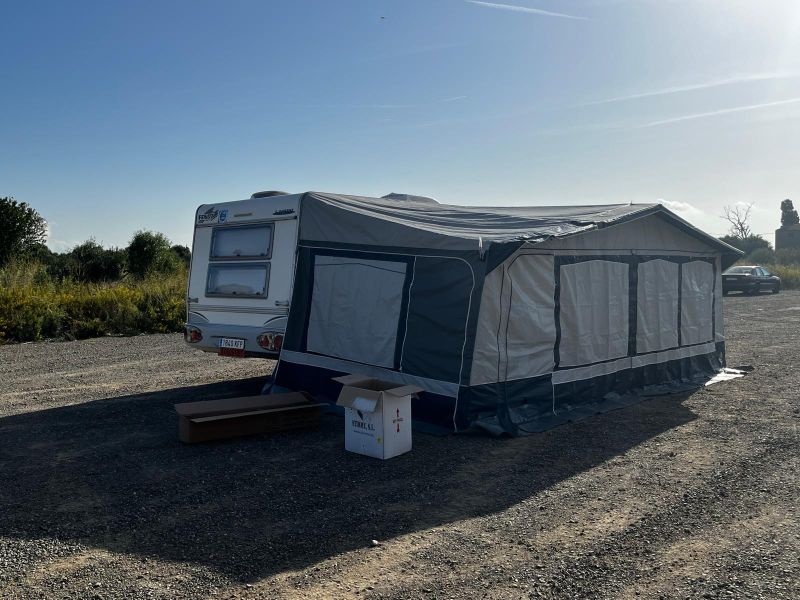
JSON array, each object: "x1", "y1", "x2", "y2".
[
  {"x1": 257, "y1": 332, "x2": 284, "y2": 352},
  {"x1": 184, "y1": 325, "x2": 203, "y2": 343}
]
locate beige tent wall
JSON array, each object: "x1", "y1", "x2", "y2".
[
  {"x1": 470, "y1": 214, "x2": 723, "y2": 387},
  {"x1": 534, "y1": 213, "x2": 714, "y2": 254}
]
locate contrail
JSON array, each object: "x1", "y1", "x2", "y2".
[
  {"x1": 582, "y1": 71, "x2": 800, "y2": 106},
  {"x1": 465, "y1": 1, "x2": 587, "y2": 21},
  {"x1": 637, "y1": 97, "x2": 800, "y2": 128}
]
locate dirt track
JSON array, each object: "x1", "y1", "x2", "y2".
[{"x1": 0, "y1": 292, "x2": 798, "y2": 599}]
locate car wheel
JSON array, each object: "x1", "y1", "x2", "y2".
[{"x1": 772, "y1": 284, "x2": 780, "y2": 294}]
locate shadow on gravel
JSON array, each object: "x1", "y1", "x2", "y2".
[{"x1": 0, "y1": 378, "x2": 698, "y2": 582}]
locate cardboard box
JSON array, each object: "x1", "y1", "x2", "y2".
[
  {"x1": 333, "y1": 375, "x2": 422, "y2": 459},
  {"x1": 174, "y1": 392, "x2": 322, "y2": 444}
]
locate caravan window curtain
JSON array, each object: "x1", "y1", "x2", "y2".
[
  {"x1": 559, "y1": 260, "x2": 629, "y2": 367},
  {"x1": 306, "y1": 256, "x2": 407, "y2": 368}
]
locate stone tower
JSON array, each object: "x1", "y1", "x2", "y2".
[{"x1": 776, "y1": 199, "x2": 800, "y2": 251}]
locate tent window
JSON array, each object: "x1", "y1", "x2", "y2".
[
  {"x1": 637, "y1": 260, "x2": 679, "y2": 353},
  {"x1": 559, "y1": 260, "x2": 629, "y2": 367},
  {"x1": 210, "y1": 225, "x2": 273, "y2": 260},
  {"x1": 306, "y1": 256, "x2": 407, "y2": 368},
  {"x1": 681, "y1": 261, "x2": 714, "y2": 346},
  {"x1": 505, "y1": 255, "x2": 557, "y2": 380}
]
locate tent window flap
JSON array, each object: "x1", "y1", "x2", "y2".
[
  {"x1": 637, "y1": 259, "x2": 679, "y2": 353},
  {"x1": 681, "y1": 260, "x2": 714, "y2": 346},
  {"x1": 306, "y1": 256, "x2": 407, "y2": 368},
  {"x1": 559, "y1": 260, "x2": 629, "y2": 367},
  {"x1": 504, "y1": 255, "x2": 556, "y2": 380}
]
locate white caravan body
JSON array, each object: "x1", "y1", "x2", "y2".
[{"x1": 185, "y1": 192, "x2": 302, "y2": 358}]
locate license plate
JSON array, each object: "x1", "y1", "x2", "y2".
[{"x1": 218, "y1": 337, "x2": 245, "y2": 357}]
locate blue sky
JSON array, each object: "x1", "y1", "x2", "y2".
[{"x1": 1, "y1": 0, "x2": 799, "y2": 250}]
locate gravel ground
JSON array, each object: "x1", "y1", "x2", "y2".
[{"x1": 0, "y1": 292, "x2": 798, "y2": 599}]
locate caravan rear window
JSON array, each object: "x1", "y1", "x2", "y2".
[
  {"x1": 210, "y1": 225, "x2": 273, "y2": 260},
  {"x1": 206, "y1": 263, "x2": 270, "y2": 297}
]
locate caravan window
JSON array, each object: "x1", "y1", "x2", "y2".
[
  {"x1": 206, "y1": 263, "x2": 270, "y2": 297},
  {"x1": 210, "y1": 225, "x2": 273, "y2": 260}
]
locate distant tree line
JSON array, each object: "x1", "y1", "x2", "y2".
[
  {"x1": 719, "y1": 199, "x2": 800, "y2": 265},
  {"x1": 0, "y1": 196, "x2": 190, "y2": 282}
]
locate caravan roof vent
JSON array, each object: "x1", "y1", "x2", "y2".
[
  {"x1": 251, "y1": 190, "x2": 289, "y2": 199},
  {"x1": 381, "y1": 193, "x2": 438, "y2": 204}
]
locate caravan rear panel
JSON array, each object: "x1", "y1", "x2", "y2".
[{"x1": 185, "y1": 194, "x2": 301, "y2": 357}]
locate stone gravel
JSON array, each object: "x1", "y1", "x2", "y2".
[{"x1": 0, "y1": 292, "x2": 798, "y2": 599}]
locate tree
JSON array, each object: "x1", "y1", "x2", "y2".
[
  {"x1": 0, "y1": 197, "x2": 48, "y2": 267},
  {"x1": 719, "y1": 234, "x2": 771, "y2": 257},
  {"x1": 171, "y1": 244, "x2": 191, "y2": 266},
  {"x1": 126, "y1": 230, "x2": 179, "y2": 278},
  {"x1": 66, "y1": 240, "x2": 126, "y2": 282},
  {"x1": 721, "y1": 203, "x2": 753, "y2": 239},
  {"x1": 781, "y1": 199, "x2": 799, "y2": 227}
]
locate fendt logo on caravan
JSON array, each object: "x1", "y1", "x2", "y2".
[
  {"x1": 197, "y1": 207, "x2": 228, "y2": 224},
  {"x1": 273, "y1": 208, "x2": 295, "y2": 216}
]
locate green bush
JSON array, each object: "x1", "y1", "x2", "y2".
[
  {"x1": 746, "y1": 247, "x2": 775, "y2": 264},
  {"x1": 0, "y1": 262, "x2": 187, "y2": 343},
  {"x1": 768, "y1": 264, "x2": 800, "y2": 290},
  {"x1": 774, "y1": 248, "x2": 800, "y2": 266}
]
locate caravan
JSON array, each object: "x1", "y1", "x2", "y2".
[
  {"x1": 186, "y1": 190, "x2": 741, "y2": 434},
  {"x1": 184, "y1": 190, "x2": 435, "y2": 359},
  {"x1": 184, "y1": 191, "x2": 300, "y2": 358}
]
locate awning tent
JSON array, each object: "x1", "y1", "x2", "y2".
[{"x1": 273, "y1": 192, "x2": 741, "y2": 435}]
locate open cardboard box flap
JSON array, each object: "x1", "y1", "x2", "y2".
[{"x1": 333, "y1": 374, "x2": 423, "y2": 412}]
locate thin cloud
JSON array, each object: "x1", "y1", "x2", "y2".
[
  {"x1": 582, "y1": 71, "x2": 800, "y2": 106},
  {"x1": 637, "y1": 97, "x2": 800, "y2": 128},
  {"x1": 465, "y1": 1, "x2": 587, "y2": 20}
]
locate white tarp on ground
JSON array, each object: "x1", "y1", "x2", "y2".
[
  {"x1": 559, "y1": 260, "x2": 630, "y2": 367},
  {"x1": 681, "y1": 260, "x2": 714, "y2": 346},
  {"x1": 637, "y1": 259, "x2": 680, "y2": 353},
  {"x1": 306, "y1": 256, "x2": 407, "y2": 368}
]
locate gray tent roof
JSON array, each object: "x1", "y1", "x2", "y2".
[{"x1": 300, "y1": 192, "x2": 741, "y2": 256}]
